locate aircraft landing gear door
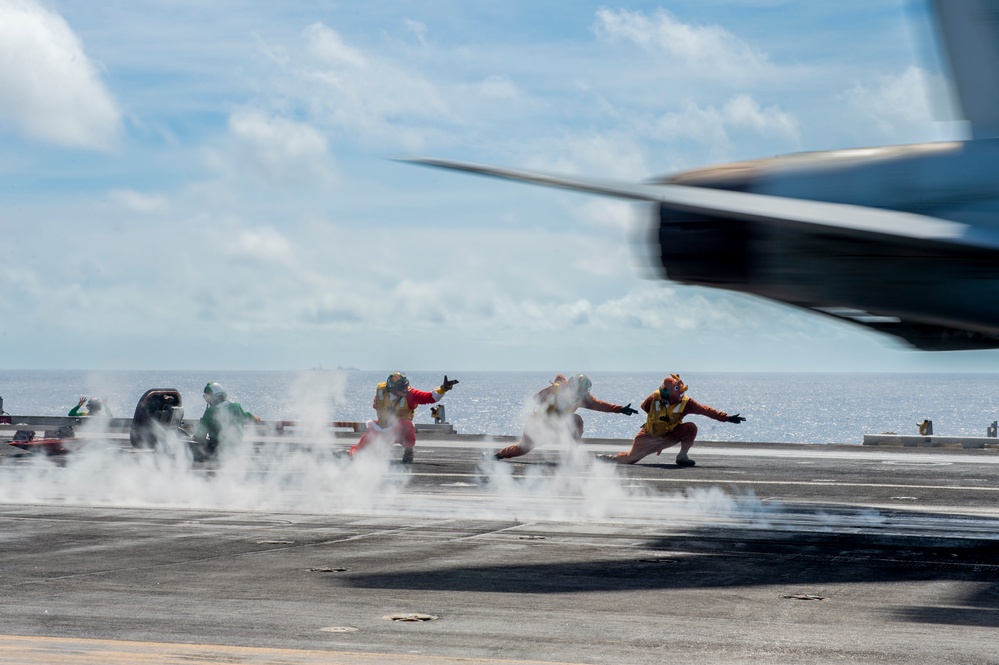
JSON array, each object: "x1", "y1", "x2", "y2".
[{"x1": 130, "y1": 389, "x2": 184, "y2": 449}]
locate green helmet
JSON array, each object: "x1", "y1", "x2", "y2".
[
  {"x1": 204, "y1": 382, "x2": 227, "y2": 406},
  {"x1": 386, "y1": 372, "x2": 410, "y2": 394}
]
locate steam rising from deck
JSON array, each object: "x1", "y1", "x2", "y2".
[{"x1": 0, "y1": 372, "x2": 775, "y2": 527}]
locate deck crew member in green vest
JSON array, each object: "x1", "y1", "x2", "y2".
[
  {"x1": 69, "y1": 396, "x2": 112, "y2": 417},
  {"x1": 191, "y1": 382, "x2": 260, "y2": 461}
]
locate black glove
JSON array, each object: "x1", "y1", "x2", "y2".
[
  {"x1": 441, "y1": 375, "x2": 459, "y2": 392},
  {"x1": 620, "y1": 403, "x2": 638, "y2": 416},
  {"x1": 727, "y1": 413, "x2": 745, "y2": 424}
]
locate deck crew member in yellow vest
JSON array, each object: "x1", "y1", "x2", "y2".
[
  {"x1": 350, "y1": 372, "x2": 458, "y2": 464},
  {"x1": 605, "y1": 374, "x2": 744, "y2": 467}
]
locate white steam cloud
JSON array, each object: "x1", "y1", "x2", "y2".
[
  {"x1": 0, "y1": 430, "x2": 770, "y2": 526},
  {"x1": 0, "y1": 373, "x2": 780, "y2": 527}
]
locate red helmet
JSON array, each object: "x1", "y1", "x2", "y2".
[{"x1": 659, "y1": 374, "x2": 687, "y2": 402}]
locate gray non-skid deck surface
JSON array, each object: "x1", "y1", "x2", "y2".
[{"x1": 2, "y1": 439, "x2": 998, "y2": 664}]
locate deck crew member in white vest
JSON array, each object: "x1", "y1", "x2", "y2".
[{"x1": 494, "y1": 373, "x2": 638, "y2": 460}]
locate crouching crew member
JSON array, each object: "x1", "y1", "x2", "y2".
[
  {"x1": 606, "y1": 373, "x2": 744, "y2": 466},
  {"x1": 350, "y1": 372, "x2": 458, "y2": 464},
  {"x1": 495, "y1": 373, "x2": 638, "y2": 460}
]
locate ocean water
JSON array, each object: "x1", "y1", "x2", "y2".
[{"x1": 1, "y1": 370, "x2": 997, "y2": 445}]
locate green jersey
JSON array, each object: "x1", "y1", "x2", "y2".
[{"x1": 194, "y1": 401, "x2": 255, "y2": 448}]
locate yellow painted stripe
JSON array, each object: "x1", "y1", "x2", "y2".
[{"x1": 0, "y1": 634, "x2": 579, "y2": 665}]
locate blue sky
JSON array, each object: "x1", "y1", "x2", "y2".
[{"x1": 0, "y1": 0, "x2": 994, "y2": 373}]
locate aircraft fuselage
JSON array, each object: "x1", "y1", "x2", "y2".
[{"x1": 657, "y1": 140, "x2": 999, "y2": 350}]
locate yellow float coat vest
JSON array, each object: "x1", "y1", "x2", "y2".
[
  {"x1": 374, "y1": 382, "x2": 415, "y2": 427},
  {"x1": 645, "y1": 395, "x2": 689, "y2": 437}
]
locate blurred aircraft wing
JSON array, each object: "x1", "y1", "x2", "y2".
[
  {"x1": 401, "y1": 157, "x2": 999, "y2": 251},
  {"x1": 932, "y1": 0, "x2": 999, "y2": 139}
]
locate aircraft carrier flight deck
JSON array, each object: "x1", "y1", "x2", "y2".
[{"x1": 1, "y1": 435, "x2": 998, "y2": 664}]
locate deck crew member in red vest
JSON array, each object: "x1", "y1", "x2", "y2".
[
  {"x1": 494, "y1": 373, "x2": 638, "y2": 460},
  {"x1": 350, "y1": 372, "x2": 458, "y2": 464},
  {"x1": 605, "y1": 374, "x2": 744, "y2": 466}
]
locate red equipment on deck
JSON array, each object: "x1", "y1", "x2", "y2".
[{"x1": 7, "y1": 427, "x2": 84, "y2": 456}]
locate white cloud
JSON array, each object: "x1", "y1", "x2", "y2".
[
  {"x1": 297, "y1": 22, "x2": 452, "y2": 148},
  {"x1": 648, "y1": 94, "x2": 799, "y2": 158},
  {"x1": 722, "y1": 94, "x2": 799, "y2": 142},
  {"x1": 107, "y1": 189, "x2": 169, "y2": 215},
  {"x1": 553, "y1": 299, "x2": 593, "y2": 326},
  {"x1": 840, "y1": 66, "x2": 939, "y2": 141},
  {"x1": 226, "y1": 226, "x2": 296, "y2": 268},
  {"x1": 389, "y1": 278, "x2": 450, "y2": 325},
  {"x1": 403, "y1": 19, "x2": 429, "y2": 49},
  {"x1": 526, "y1": 132, "x2": 649, "y2": 179},
  {"x1": 589, "y1": 282, "x2": 819, "y2": 339},
  {"x1": 591, "y1": 283, "x2": 732, "y2": 332},
  {"x1": 570, "y1": 198, "x2": 639, "y2": 234},
  {"x1": 592, "y1": 8, "x2": 776, "y2": 82},
  {"x1": 0, "y1": 0, "x2": 120, "y2": 149},
  {"x1": 227, "y1": 110, "x2": 336, "y2": 187},
  {"x1": 652, "y1": 100, "x2": 729, "y2": 145},
  {"x1": 304, "y1": 22, "x2": 367, "y2": 69}
]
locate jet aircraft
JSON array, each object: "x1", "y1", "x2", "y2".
[{"x1": 404, "y1": 0, "x2": 999, "y2": 351}]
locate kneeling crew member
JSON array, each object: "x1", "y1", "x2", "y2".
[
  {"x1": 609, "y1": 374, "x2": 744, "y2": 466},
  {"x1": 495, "y1": 373, "x2": 638, "y2": 460}
]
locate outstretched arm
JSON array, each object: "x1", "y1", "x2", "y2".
[
  {"x1": 581, "y1": 394, "x2": 635, "y2": 414},
  {"x1": 407, "y1": 388, "x2": 445, "y2": 407},
  {"x1": 685, "y1": 398, "x2": 743, "y2": 423}
]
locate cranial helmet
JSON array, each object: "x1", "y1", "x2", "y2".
[
  {"x1": 660, "y1": 374, "x2": 688, "y2": 402},
  {"x1": 568, "y1": 373, "x2": 592, "y2": 394},
  {"x1": 204, "y1": 382, "x2": 227, "y2": 406},
  {"x1": 86, "y1": 398, "x2": 103, "y2": 414},
  {"x1": 386, "y1": 372, "x2": 410, "y2": 394}
]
